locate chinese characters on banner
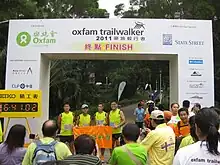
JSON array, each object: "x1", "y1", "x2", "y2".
[
  {"x1": 73, "y1": 126, "x2": 112, "y2": 149},
  {"x1": 33, "y1": 31, "x2": 57, "y2": 38},
  {"x1": 0, "y1": 90, "x2": 42, "y2": 117},
  {"x1": 84, "y1": 43, "x2": 134, "y2": 51}
]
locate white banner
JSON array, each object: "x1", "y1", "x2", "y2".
[
  {"x1": 118, "y1": 81, "x2": 126, "y2": 101},
  {"x1": 145, "y1": 83, "x2": 149, "y2": 90}
]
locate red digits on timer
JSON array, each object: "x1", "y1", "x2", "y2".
[
  {"x1": 25, "y1": 104, "x2": 30, "y2": 112},
  {"x1": 4, "y1": 104, "x2": 8, "y2": 112},
  {"x1": 32, "y1": 104, "x2": 37, "y2": 111},
  {"x1": 11, "y1": 104, "x2": 17, "y2": 111}
]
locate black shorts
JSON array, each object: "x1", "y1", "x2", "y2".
[
  {"x1": 59, "y1": 135, "x2": 74, "y2": 143},
  {"x1": 112, "y1": 133, "x2": 121, "y2": 141},
  {"x1": 135, "y1": 122, "x2": 143, "y2": 129}
]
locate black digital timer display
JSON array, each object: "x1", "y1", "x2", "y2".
[{"x1": 0, "y1": 103, "x2": 38, "y2": 112}]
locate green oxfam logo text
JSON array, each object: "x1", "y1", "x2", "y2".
[
  {"x1": 16, "y1": 31, "x2": 57, "y2": 47},
  {"x1": 16, "y1": 32, "x2": 31, "y2": 47}
]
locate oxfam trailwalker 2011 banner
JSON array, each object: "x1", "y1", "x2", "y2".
[{"x1": 5, "y1": 19, "x2": 214, "y2": 140}]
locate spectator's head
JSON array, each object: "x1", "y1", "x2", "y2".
[
  {"x1": 81, "y1": 104, "x2": 89, "y2": 114},
  {"x1": 42, "y1": 161, "x2": 69, "y2": 165},
  {"x1": 147, "y1": 100, "x2": 155, "y2": 114},
  {"x1": 182, "y1": 100, "x2": 190, "y2": 109},
  {"x1": 138, "y1": 103, "x2": 142, "y2": 109},
  {"x1": 189, "y1": 116, "x2": 199, "y2": 142},
  {"x1": 164, "y1": 111, "x2": 172, "y2": 123},
  {"x1": 195, "y1": 108, "x2": 220, "y2": 155},
  {"x1": 147, "y1": 100, "x2": 154, "y2": 106},
  {"x1": 63, "y1": 102, "x2": 70, "y2": 113},
  {"x1": 74, "y1": 134, "x2": 96, "y2": 155},
  {"x1": 122, "y1": 123, "x2": 140, "y2": 143},
  {"x1": 98, "y1": 103, "x2": 104, "y2": 112},
  {"x1": 178, "y1": 108, "x2": 189, "y2": 123},
  {"x1": 42, "y1": 120, "x2": 58, "y2": 137},
  {"x1": 150, "y1": 110, "x2": 165, "y2": 128},
  {"x1": 192, "y1": 103, "x2": 201, "y2": 115},
  {"x1": 5, "y1": 124, "x2": 26, "y2": 153},
  {"x1": 212, "y1": 107, "x2": 220, "y2": 118},
  {"x1": 111, "y1": 101, "x2": 118, "y2": 110},
  {"x1": 140, "y1": 100, "x2": 145, "y2": 106},
  {"x1": 194, "y1": 103, "x2": 201, "y2": 109},
  {"x1": 170, "y1": 103, "x2": 179, "y2": 116}
]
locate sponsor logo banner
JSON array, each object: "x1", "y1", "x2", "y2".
[
  {"x1": 162, "y1": 34, "x2": 204, "y2": 46},
  {"x1": 12, "y1": 83, "x2": 33, "y2": 89},
  {"x1": 189, "y1": 83, "x2": 204, "y2": 89},
  {"x1": 170, "y1": 25, "x2": 196, "y2": 29},
  {"x1": 191, "y1": 71, "x2": 202, "y2": 76},
  {"x1": 16, "y1": 30, "x2": 57, "y2": 47},
  {"x1": 189, "y1": 60, "x2": 203, "y2": 64},
  {"x1": 190, "y1": 95, "x2": 203, "y2": 100},
  {"x1": 12, "y1": 67, "x2": 32, "y2": 75}
]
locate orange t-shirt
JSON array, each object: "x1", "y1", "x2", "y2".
[
  {"x1": 174, "y1": 121, "x2": 190, "y2": 137},
  {"x1": 144, "y1": 113, "x2": 151, "y2": 128}
]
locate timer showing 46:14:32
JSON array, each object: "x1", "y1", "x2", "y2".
[{"x1": 0, "y1": 103, "x2": 38, "y2": 112}]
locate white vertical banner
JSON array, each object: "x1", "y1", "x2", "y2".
[
  {"x1": 145, "y1": 83, "x2": 149, "y2": 90},
  {"x1": 118, "y1": 81, "x2": 126, "y2": 101}
]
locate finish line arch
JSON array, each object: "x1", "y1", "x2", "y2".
[{"x1": 5, "y1": 19, "x2": 214, "y2": 137}]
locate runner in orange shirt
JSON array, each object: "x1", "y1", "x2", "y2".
[{"x1": 174, "y1": 108, "x2": 190, "y2": 137}]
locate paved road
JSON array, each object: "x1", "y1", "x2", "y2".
[{"x1": 121, "y1": 103, "x2": 137, "y2": 123}]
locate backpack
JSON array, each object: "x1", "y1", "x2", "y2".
[{"x1": 32, "y1": 140, "x2": 57, "y2": 165}]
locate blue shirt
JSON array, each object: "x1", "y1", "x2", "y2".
[{"x1": 134, "y1": 108, "x2": 145, "y2": 122}]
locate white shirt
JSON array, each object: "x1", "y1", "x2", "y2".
[
  {"x1": 173, "y1": 141, "x2": 220, "y2": 165},
  {"x1": 168, "y1": 115, "x2": 180, "y2": 125},
  {"x1": 189, "y1": 112, "x2": 195, "y2": 118}
]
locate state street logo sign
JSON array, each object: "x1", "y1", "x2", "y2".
[
  {"x1": 16, "y1": 32, "x2": 31, "y2": 47},
  {"x1": 16, "y1": 30, "x2": 57, "y2": 47}
]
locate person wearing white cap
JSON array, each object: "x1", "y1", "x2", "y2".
[
  {"x1": 76, "y1": 104, "x2": 91, "y2": 127},
  {"x1": 141, "y1": 110, "x2": 175, "y2": 165}
]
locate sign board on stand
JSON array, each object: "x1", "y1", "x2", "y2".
[
  {"x1": 0, "y1": 90, "x2": 42, "y2": 146},
  {"x1": 0, "y1": 90, "x2": 42, "y2": 117}
]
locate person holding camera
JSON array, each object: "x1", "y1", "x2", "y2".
[{"x1": 22, "y1": 120, "x2": 71, "y2": 165}]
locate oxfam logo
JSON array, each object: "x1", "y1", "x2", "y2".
[{"x1": 16, "y1": 32, "x2": 31, "y2": 47}]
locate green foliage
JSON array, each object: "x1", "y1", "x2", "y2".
[
  {"x1": 49, "y1": 60, "x2": 169, "y2": 117},
  {"x1": 0, "y1": 48, "x2": 6, "y2": 89},
  {"x1": 114, "y1": 0, "x2": 220, "y2": 105},
  {"x1": 114, "y1": 0, "x2": 216, "y2": 19}
]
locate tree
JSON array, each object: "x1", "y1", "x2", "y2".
[
  {"x1": 0, "y1": 0, "x2": 110, "y2": 117},
  {"x1": 114, "y1": 0, "x2": 216, "y2": 19},
  {"x1": 114, "y1": 0, "x2": 220, "y2": 105}
]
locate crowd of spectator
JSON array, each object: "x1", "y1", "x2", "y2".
[{"x1": 0, "y1": 100, "x2": 219, "y2": 165}]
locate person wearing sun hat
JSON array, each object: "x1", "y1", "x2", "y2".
[
  {"x1": 76, "y1": 104, "x2": 91, "y2": 127},
  {"x1": 141, "y1": 110, "x2": 175, "y2": 165}
]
